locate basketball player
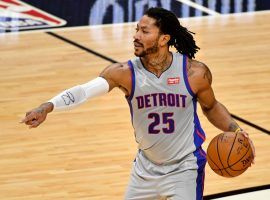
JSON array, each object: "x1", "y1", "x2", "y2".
[{"x1": 21, "y1": 7, "x2": 255, "y2": 200}]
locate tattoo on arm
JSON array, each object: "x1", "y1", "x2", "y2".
[
  {"x1": 228, "y1": 122, "x2": 240, "y2": 132},
  {"x1": 39, "y1": 102, "x2": 54, "y2": 113},
  {"x1": 187, "y1": 60, "x2": 195, "y2": 77},
  {"x1": 203, "y1": 65, "x2": 212, "y2": 85},
  {"x1": 36, "y1": 108, "x2": 44, "y2": 114}
]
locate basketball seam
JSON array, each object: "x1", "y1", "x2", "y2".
[
  {"x1": 207, "y1": 151, "x2": 222, "y2": 170},
  {"x1": 208, "y1": 133, "x2": 253, "y2": 177},
  {"x1": 217, "y1": 134, "x2": 233, "y2": 177},
  {"x1": 211, "y1": 159, "x2": 251, "y2": 171},
  {"x1": 212, "y1": 165, "x2": 250, "y2": 171},
  {"x1": 229, "y1": 145, "x2": 252, "y2": 170},
  {"x1": 226, "y1": 132, "x2": 238, "y2": 171},
  {"x1": 227, "y1": 134, "x2": 253, "y2": 169}
]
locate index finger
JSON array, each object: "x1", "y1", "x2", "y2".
[{"x1": 20, "y1": 112, "x2": 36, "y2": 123}]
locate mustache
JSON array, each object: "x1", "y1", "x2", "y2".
[{"x1": 133, "y1": 40, "x2": 143, "y2": 46}]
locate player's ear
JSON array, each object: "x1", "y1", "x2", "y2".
[{"x1": 159, "y1": 34, "x2": 171, "y2": 46}]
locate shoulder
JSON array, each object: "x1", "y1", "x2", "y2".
[
  {"x1": 100, "y1": 62, "x2": 131, "y2": 78},
  {"x1": 99, "y1": 61, "x2": 132, "y2": 93},
  {"x1": 105, "y1": 62, "x2": 130, "y2": 71},
  {"x1": 187, "y1": 58, "x2": 212, "y2": 93}
]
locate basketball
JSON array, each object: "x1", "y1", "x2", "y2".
[{"x1": 207, "y1": 132, "x2": 254, "y2": 178}]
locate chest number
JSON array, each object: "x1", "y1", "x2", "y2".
[{"x1": 148, "y1": 113, "x2": 175, "y2": 134}]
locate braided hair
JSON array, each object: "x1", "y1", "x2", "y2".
[{"x1": 145, "y1": 7, "x2": 200, "y2": 59}]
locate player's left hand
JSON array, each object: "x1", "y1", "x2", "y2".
[{"x1": 240, "y1": 131, "x2": 255, "y2": 165}]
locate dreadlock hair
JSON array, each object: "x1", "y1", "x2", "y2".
[{"x1": 145, "y1": 7, "x2": 200, "y2": 59}]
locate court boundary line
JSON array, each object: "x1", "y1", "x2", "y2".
[
  {"x1": 46, "y1": 32, "x2": 117, "y2": 63},
  {"x1": 1, "y1": 10, "x2": 270, "y2": 36},
  {"x1": 231, "y1": 114, "x2": 269, "y2": 134},
  {"x1": 46, "y1": 31, "x2": 270, "y2": 135},
  {"x1": 204, "y1": 184, "x2": 270, "y2": 199}
]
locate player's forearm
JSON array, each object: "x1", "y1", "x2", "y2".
[
  {"x1": 202, "y1": 101, "x2": 241, "y2": 132},
  {"x1": 48, "y1": 77, "x2": 109, "y2": 111}
]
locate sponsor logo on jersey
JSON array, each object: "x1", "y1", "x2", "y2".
[
  {"x1": 0, "y1": 0, "x2": 66, "y2": 31},
  {"x1": 167, "y1": 77, "x2": 180, "y2": 85}
]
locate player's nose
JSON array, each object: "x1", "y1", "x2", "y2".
[{"x1": 133, "y1": 30, "x2": 140, "y2": 40}]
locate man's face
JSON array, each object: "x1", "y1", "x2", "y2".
[{"x1": 133, "y1": 15, "x2": 161, "y2": 57}]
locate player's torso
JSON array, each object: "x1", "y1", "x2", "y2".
[{"x1": 127, "y1": 52, "x2": 205, "y2": 165}]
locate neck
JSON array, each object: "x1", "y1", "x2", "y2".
[{"x1": 141, "y1": 50, "x2": 172, "y2": 77}]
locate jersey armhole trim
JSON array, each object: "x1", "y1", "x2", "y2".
[
  {"x1": 183, "y1": 55, "x2": 196, "y2": 97},
  {"x1": 126, "y1": 60, "x2": 135, "y2": 101}
]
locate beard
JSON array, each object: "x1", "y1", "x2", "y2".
[{"x1": 134, "y1": 39, "x2": 159, "y2": 57}]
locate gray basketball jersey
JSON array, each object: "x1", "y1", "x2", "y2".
[{"x1": 126, "y1": 52, "x2": 206, "y2": 165}]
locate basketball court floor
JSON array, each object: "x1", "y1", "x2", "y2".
[{"x1": 0, "y1": 1, "x2": 270, "y2": 200}]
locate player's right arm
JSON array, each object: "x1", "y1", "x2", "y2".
[
  {"x1": 21, "y1": 62, "x2": 131, "y2": 128},
  {"x1": 99, "y1": 62, "x2": 131, "y2": 96}
]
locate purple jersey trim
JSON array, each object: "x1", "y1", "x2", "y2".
[
  {"x1": 190, "y1": 82, "x2": 206, "y2": 199},
  {"x1": 127, "y1": 60, "x2": 135, "y2": 101},
  {"x1": 182, "y1": 55, "x2": 196, "y2": 97},
  {"x1": 126, "y1": 60, "x2": 136, "y2": 126},
  {"x1": 192, "y1": 98, "x2": 206, "y2": 148},
  {"x1": 193, "y1": 147, "x2": 206, "y2": 200}
]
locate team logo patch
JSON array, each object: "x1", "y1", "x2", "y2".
[
  {"x1": 0, "y1": 0, "x2": 66, "y2": 31},
  {"x1": 167, "y1": 77, "x2": 180, "y2": 85}
]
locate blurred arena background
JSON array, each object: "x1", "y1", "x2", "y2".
[{"x1": 1, "y1": 0, "x2": 270, "y2": 32}]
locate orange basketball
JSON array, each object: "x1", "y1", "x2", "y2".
[{"x1": 207, "y1": 132, "x2": 254, "y2": 178}]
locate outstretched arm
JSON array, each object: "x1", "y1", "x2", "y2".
[
  {"x1": 20, "y1": 76, "x2": 110, "y2": 128},
  {"x1": 21, "y1": 62, "x2": 131, "y2": 128}
]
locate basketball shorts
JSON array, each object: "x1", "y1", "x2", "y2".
[{"x1": 125, "y1": 149, "x2": 206, "y2": 200}]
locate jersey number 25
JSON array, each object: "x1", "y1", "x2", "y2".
[{"x1": 148, "y1": 112, "x2": 175, "y2": 134}]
